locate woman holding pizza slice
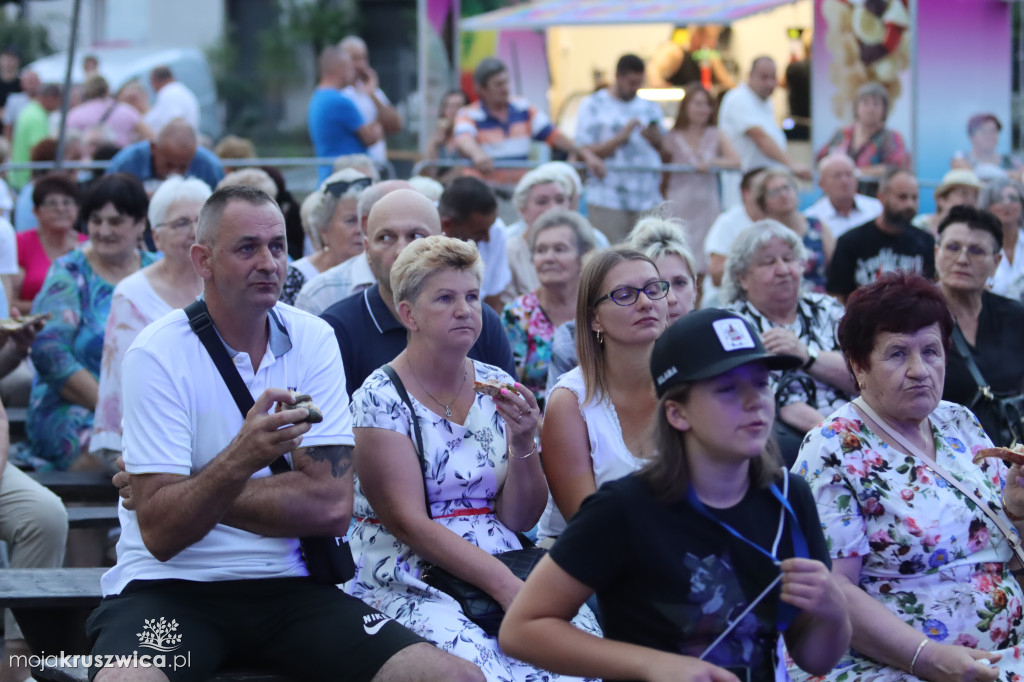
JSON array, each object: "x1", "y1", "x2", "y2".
[{"x1": 791, "y1": 272, "x2": 1024, "y2": 682}]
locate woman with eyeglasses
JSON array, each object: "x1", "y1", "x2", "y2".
[
  {"x1": 13, "y1": 173, "x2": 87, "y2": 314},
  {"x1": 279, "y1": 168, "x2": 371, "y2": 305},
  {"x1": 753, "y1": 167, "x2": 835, "y2": 294},
  {"x1": 25, "y1": 173, "x2": 158, "y2": 471},
  {"x1": 978, "y1": 178, "x2": 1024, "y2": 297},
  {"x1": 537, "y1": 246, "x2": 672, "y2": 545},
  {"x1": 936, "y1": 205, "x2": 1024, "y2": 448},
  {"x1": 90, "y1": 176, "x2": 212, "y2": 470}
]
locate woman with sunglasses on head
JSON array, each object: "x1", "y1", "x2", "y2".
[
  {"x1": 279, "y1": 168, "x2": 371, "y2": 305},
  {"x1": 537, "y1": 246, "x2": 675, "y2": 545},
  {"x1": 501, "y1": 308, "x2": 850, "y2": 682},
  {"x1": 90, "y1": 176, "x2": 211, "y2": 471}
]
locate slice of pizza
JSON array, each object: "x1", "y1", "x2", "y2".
[
  {"x1": 473, "y1": 380, "x2": 519, "y2": 398},
  {"x1": 0, "y1": 312, "x2": 51, "y2": 333},
  {"x1": 972, "y1": 444, "x2": 1024, "y2": 467},
  {"x1": 276, "y1": 390, "x2": 324, "y2": 424}
]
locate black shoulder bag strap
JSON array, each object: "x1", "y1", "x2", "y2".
[
  {"x1": 381, "y1": 364, "x2": 432, "y2": 519},
  {"x1": 951, "y1": 324, "x2": 994, "y2": 408},
  {"x1": 184, "y1": 299, "x2": 288, "y2": 474}
]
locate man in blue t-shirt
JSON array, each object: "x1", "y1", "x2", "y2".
[{"x1": 308, "y1": 47, "x2": 382, "y2": 182}]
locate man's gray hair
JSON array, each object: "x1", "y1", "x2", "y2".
[
  {"x1": 473, "y1": 57, "x2": 506, "y2": 90},
  {"x1": 721, "y1": 219, "x2": 807, "y2": 304},
  {"x1": 196, "y1": 185, "x2": 278, "y2": 246}
]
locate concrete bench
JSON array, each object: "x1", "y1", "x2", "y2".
[
  {"x1": 2, "y1": 569, "x2": 291, "y2": 682},
  {"x1": 29, "y1": 471, "x2": 117, "y2": 504}
]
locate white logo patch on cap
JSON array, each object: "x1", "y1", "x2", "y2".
[{"x1": 712, "y1": 319, "x2": 755, "y2": 352}]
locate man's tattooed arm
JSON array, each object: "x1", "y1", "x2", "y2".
[{"x1": 302, "y1": 444, "x2": 354, "y2": 478}]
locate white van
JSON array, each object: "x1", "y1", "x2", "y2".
[{"x1": 27, "y1": 47, "x2": 222, "y2": 141}]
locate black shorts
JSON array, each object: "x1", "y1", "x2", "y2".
[{"x1": 85, "y1": 577, "x2": 426, "y2": 682}]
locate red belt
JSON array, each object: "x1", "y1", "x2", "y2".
[{"x1": 356, "y1": 507, "x2": 493, "y2": 524}]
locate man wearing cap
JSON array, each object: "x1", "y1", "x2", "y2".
[
  {"x1": 953, "y1": 113, "x2": 1023, "y2": 183},
  {"x1": 804, "y1": 154, "x2": 882, "y2": 239},
  {"x1": 826, "y1": 169, "x2": 933, "y2": 302},
  {"x1": 453, "y1": 57, "x2": 605, "y2": 184},
  {"x1": 912, "y1": 168, "x2": 982, "y2": 237}
]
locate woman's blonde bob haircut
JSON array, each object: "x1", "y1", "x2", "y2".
[
  {"x1": 575, "y1": 245, "x2": 658, "y2": 405},
  {"x1": 391, "y1": 234, "x2": 484, "y2": 307}
]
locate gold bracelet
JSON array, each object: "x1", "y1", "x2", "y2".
[
  {"x1": 909, "y1": 638, "x2": 931, "y2": 676},
  {"x1": 508, "y1": 442, "x2": 537, "y2": 460}
]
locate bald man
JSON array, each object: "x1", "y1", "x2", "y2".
[
  {"x1": 804, "y1": 154, "x2": 882, "y2": 238},
  {"x1": 107, "y1": 117, "x2": 224, "y2": 193},
  {"x1": 339, "y1": 36, "x2": 401, "y2": 166},
  {"x1": 309, "y1": 46, "x2": 382, "y2": 183},
  {"x1": 320, "y1": 188, "x2": 515, "y2": 396}
]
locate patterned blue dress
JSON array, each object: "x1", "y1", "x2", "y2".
[
  {"x1": 26, "y1": 247, "x2": 157, "y2": 470},
  {"x1": 349, "y1": 361, "x2": 600, "y2": 681}
]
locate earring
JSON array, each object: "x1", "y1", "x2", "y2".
[{"x1": 596, "y1": 330, "x2": 603, "y2": 344}]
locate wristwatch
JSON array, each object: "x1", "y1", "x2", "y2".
[{"x1": 803, "y1": 347, "x2": 818, "y2": 371}]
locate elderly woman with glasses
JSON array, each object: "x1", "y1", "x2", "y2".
[
  {"x1": 279, "y1": 169, "x2": 371, "y2": 305},
  {"x1": 935, "y1": 205, "x2": 1024, "y2": 447},
  {"x1": 978, "y1": 177, "x2": 1024, "y2": 297},
  {"x1": 538, "y1": 246, "x2": 671, "y2": 544},
  {"x1": 90, "y1": 176, "x2": 212, "y2": 470}
]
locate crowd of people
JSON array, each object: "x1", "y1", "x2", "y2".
[{"x1": 2, "y1": 36, "x2": 1024, "y2": 682}]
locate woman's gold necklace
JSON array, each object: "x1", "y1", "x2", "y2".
[{"x1": 410, "y1": 363, "x2": 467, "y2": 418}]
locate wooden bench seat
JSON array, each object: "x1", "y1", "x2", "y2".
[
  {"x1": 29, "y1": 471, "x2": 117, "y2": 503},
  {"x1": 66, "y1": 506, "x2": 120, "y2": 530}
]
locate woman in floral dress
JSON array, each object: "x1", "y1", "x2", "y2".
[
  {"x1": 349, "y1": 232, "x2": 599, "y2": 681},
  {"x1": 792, "y1": 272, "x2": 1024, "y2": 682},
  {"x1": 502, "y1": 209, "x2": 594, "y2": 410}
]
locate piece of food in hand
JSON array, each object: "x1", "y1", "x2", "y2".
[
  {"x1": 473, "y1": 380, "x2": 519, "y2": 398},
  {"x1": 276, "y1": 390, "x2": 323, "y2": 424},
  {"x1": 973, "y1": 444, "x2": 1024, "y2": 467},
  {"x1": 0, "y1": 312, "x2": 51, "y2": 333}
]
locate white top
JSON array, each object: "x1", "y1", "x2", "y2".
[
  {"x1": 704, "y1": 205, "x2": 755, "y2": 259},
  {"x1": 718, "y1": 82, "x2": 786, "y2": 171},
  {"x1": 991, "y1": 228, "x2": 1024, "y2": 297},
  {"x1": 803, "y1": 194, "x2": 883, "y2": 238},
  {"x1": 0, "y1": 217, "x2": 16, "y2": 276},
  {"x1": 102, "y1": 303, "x2": 354, "y2": 595},
  {"x1": 0, "y1": 177, "x2": 14, "y2": 224},
  {"x1": 574, "y1": 88, "x2": 664, "y2": 212},
  {"x1": 294, "y1": 252, "x2": 374, "y2": 315},
  {"x1": 341, "y1": 84, "x2": 390, "y2": 164},
  {"x1": 144, "y1": 81, "x2": 200, "y2": 134},
  {"x1": 91, "y1": 269, "x2": 174, "y2": 453},
  {"x1": 538, "y1": 367, "x2": 645, "y2": 540},
  {"x1": 290, "y1": 256, "x2": 320, "y2": 283},
  {"x1": 476, "y1": 219, "x2": 512, "y2": 298}
]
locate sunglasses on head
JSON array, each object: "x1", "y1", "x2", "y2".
[{"x1": 325, "y1": 177, "x2": 372, "y2": 197}]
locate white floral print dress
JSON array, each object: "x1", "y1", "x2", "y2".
[
  {"x1": 791, "y1": 401, "x2": 1024, "y2": 681},
  {"x1": 348, "y1": 361, "x2": 600, "y2": 681}
]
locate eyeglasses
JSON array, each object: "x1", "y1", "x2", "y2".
[
  {"x1": 155, "y1": 216, "x2": 198, "y2": 231},
  {"x1": 595, "y1": 280, "x2": 670, "y2": 307},
  {"x1": 941, "y1": 242, "x2": 997, "y2": 259},
  {"x1": 325, "y1": 177, "x2": 372, "y2": 197},
  {"x1": 40, "y1": 197, "x2": 76, "y2": 210}
]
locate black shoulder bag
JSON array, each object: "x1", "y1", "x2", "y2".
[
  {"x1": 952, "y1": 325, "x2": 1024, "y2": 446},
  {"x1": 185, "y1": 300, "x2": 355, "y2": 584},
  {"x1": 381, "y1": 364, "x2": 545, "y2": 637}
]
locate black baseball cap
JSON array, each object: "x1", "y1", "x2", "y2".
[{"x1": 650, "y1": 308, "x2": 802, "y2": 398}]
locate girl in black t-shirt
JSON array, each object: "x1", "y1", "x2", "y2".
[{"x1": 499, "y1": 309, "x2": 851, "y2": 682}]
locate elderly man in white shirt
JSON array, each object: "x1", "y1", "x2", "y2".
[
  {"x1": 145, "y1": 65, "x2": 200, "y2": 134},
  {"x1": 338, "y1": 36, "x2": 402, "y2": 168},
  {"x1": 804, "y1": 154, "x2": 883, "y2": 238}
]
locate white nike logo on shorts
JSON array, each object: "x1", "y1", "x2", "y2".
[
  {"x1": 362, "y1": 613, "x2": 390, "y2": 635},
  {"x1": 363, "y1": 620, "x2": 388, "y2": 635}
]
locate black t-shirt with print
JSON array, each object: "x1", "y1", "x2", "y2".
[
  {"x1": 549, "y1": 471, "x2": 829, "y2": 682},
  {"x1": 825, "y1": 219, "x2": 936, "y2": 297}
]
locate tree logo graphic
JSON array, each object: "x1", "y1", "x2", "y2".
[{"x1": 136, "y1": 618, "x2": 183, "y2": 652}]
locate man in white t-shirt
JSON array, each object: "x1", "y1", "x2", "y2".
[
  {"x1": 575, "y1": 54, "x2": 665, "y2": 244},
  {"x1": 718, "y1": 57, "x2": 810, "y2": 180},
  {"x1": 339, "y1": 36, "x2": 402, "y2": 168},
  {"x1": 0, "y1": 217, "x2": 16, "y2": 312},
  {"x1": 438, "y1": 177, "x2": 510, "y2": 310},
  {"x1": 93, "y1": 186, "x2": 479, "y2": 682},
  {"x1": 702, "y1": 167, "x2": 766, "y2": 306},
  {"x1": 145, "y1": 65, "x2": 200, "y2": 134},
  {"x1": 804, "y1": 153, "x2": 884, "y2": 239}
]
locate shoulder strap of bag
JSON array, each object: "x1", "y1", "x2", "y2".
[
  {"x1": 381, "y1": 364, "x2": 432, "y2": 519},
  {"x1": 951, "y1": 325, "x2": 994, "y2": 405},
  {"x1": 852, "y1": 396, "x2": 1024, "y2": 564},
  {"x1": 185, "y1": 300, "x2": 290, "y2": 475}
]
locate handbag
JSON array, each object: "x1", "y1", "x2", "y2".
[
  {"x1": 772, "y1": 371, "x2": 818, "y2": 469},
  {"x1": 382, "y1": 364, "x2": 545, "y2": 637},
  {"x1": 853, "y1": 396, "x2": 1024, "y2": 568},
  {"x1": 185, "y1": 300, "x2": 356, "y2": 585},
  {"x1": 952, "y1": 326, "x2": 1024, "y2": 446}
]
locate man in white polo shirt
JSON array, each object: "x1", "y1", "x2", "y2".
[
  {"x1": 804, "y1": 153, "x2": 882, "y2": 238},
  {"x1": 89, "y1": 186, "x2": 480, "y2": 682}
]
